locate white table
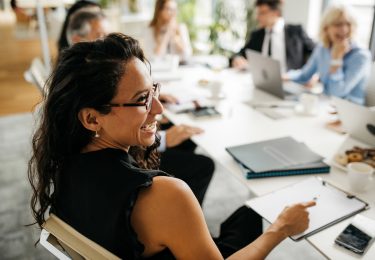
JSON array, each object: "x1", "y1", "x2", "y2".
[{"x1": 159, "y1": 65, "x2": 375, "y2": 260}]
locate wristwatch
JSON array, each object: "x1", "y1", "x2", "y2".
[{"x1": 330, "y1": 59, "x2": 343, "y2": 67}]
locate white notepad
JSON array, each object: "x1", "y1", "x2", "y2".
[{"x1": 246, "y1": 177, "x2": 368, "y2": 240}]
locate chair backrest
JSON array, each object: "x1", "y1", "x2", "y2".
[
  {"x1": 24, "y1": 57, "x2": 48, "y2": 94},
  {"x1": 40, "y1": 214, "x2": 121, "y2": 260},
  {"x1": 365, "y1": 61, "x2": 375, "y2": 106}
]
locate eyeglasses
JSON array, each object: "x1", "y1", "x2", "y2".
[{"x1": 103, "y1": 83, "x2": 160, "y2": 112}]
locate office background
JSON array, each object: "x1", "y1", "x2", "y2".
[{"x1": 0, "y1": 0, "x2": 374, "y2": 259}]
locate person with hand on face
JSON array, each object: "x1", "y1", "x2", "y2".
[
  {"x1": 284, "y1": 4, "x2": 371, "y2": 105},
  {"x1": 29, "y1": 33, "x2": 315, "y2": 259},
  {"x1": 230, "y1": 0, "x2": 315, "y2": 72},
  {"x1": 143, "y1": 0, "x2": 192, "y2": 62}
]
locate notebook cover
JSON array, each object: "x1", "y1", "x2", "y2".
[
  {"x1": 226, "y1": 137, "x2": 324, "y2": 173},
  {"x1": 231, "y1": 153, "x2": 330, "y2": 179},
  {"x1": 245, "y1": 164, "x2": 330, "y2": 179}
]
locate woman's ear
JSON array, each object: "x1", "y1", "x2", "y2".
[{"x1": 78, "y1": 108, "x2": 102, "y2": 132}]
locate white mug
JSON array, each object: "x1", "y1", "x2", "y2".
[
  {"x1": 170, "y1": 55, "x2": 180, "y2": 71},
  {"x1": 209, "y1": 81, "x2": 223, "y2": 99},
  {"x1": 299, "y1": 93, "x2": 319, "y2": 115},
  {"x1": 347, "y1": 162, "x2": 374, "y2": 192}
]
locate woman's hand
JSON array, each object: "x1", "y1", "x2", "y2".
[
  {"x1": 270, "y1": 201, "x2": 316, "y2": 237},
  {"x1": 166, "y1": 124, "x2": 203, "y2": 148},
  {"x1": 159, "y1": 93, "x2": 179, "y2": 104},
  {"x1": 331, "y1": 39, "x2": 350, "y2": 60},
  {"x1": 304, "y1": 73, "x2": 320, "y2": 89},
  {"x1": 166, "y1": 17, "x2": 178, "y2": 35},
  {"x1": 330, "y1": 39, "x2": 350, "y2": 73},
  {"x1": 232, "y1": 56, "x2": 248, "y2": 70}
]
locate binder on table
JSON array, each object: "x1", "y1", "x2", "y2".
[
  {"x1": 246, "y1": 177, "x2": 369, "y2": 241},
  {"x1": 226, "y1": 136, "x2": 330, "y2": 179}
]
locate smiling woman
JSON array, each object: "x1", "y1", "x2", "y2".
[
  {"x1": 286, "y1": 4, "x2": 371, "y2": 105},
  {"x1": 28, "y1": 33, "x2": 314, "y2": 260},
  {"x1": 78, "y1": 59, "x2": 163, "y2": 152}
]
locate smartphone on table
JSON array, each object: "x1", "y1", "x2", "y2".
[{"x1": 335, "y1": 224, "x2": 374, "y2": 255}]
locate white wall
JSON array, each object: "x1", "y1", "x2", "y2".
[{"x1": 283, "y1": 0, "x2": 323, "y2": 39}]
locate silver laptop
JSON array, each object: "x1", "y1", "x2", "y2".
[
  {"x1": 333, "y1": 97, "x2": 375, "y2": 146},
  {"x1": 246, "y1": 49, "x2": 303, "y2": 100}
]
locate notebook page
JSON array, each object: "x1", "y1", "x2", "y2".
[{"x1": 246, "y1": 177, "x2": 367, "y2": 240}]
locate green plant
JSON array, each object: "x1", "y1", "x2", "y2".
[
  {"x1": 208, "y1": 0, "x2": 241, "y2": 55},
  {"x1": 128, "y1": 0, "x2": 139, "y2": 13},
  {"x1": 177, "y1": 0, "x2": 197, "y2": 42},
  {"x1": 99, "y1": 0, "x2": 109, "y2": 8},
  {"x1": 99, "y1": 0, "x2": 121, "y2": 9}
]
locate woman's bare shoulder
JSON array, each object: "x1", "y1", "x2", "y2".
[{"x1": 131, "y1": 176, "x2": 221, "y2": 259}]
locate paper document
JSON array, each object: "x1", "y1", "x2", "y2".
[{"x1": 246, "y1": 177, "x2": 368, "y2": 240}]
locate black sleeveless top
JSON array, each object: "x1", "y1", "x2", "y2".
[{"x1": 53, "y1": 148, "x2": 174, "y2": 259}]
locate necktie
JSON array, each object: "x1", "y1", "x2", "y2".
[{"x1": 268, "y1": 29, "x2": 272, "y2": 56}]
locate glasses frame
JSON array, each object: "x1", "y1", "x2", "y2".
[{"x1": 103, "y1": 83, "x2": 160, "y2": 112}]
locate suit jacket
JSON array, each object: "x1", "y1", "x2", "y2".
[{"x1": 230, "y1": 24, "x2": 315, "y2": 70}]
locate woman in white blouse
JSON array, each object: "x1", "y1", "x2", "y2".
[{"x1": 144, "y1": 0, "x2": 192, "y2": 62}]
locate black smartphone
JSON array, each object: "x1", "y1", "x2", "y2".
[
  {"x1": 190, "y1": 107, "x2": 221, "y2": 118},
  {"x1": 335, "y1": 224, "x2": 373, "y2": 255}
]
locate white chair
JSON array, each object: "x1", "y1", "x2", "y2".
[
  {"x1": 40, "y1": 214, "x2": 121, "y2": 260},
  {"x1": 365, "y1": 61, "x2": 375, "y2": 107},
  {"x1": 24, "y1": 57, "x2": 48, "y2": 94}
]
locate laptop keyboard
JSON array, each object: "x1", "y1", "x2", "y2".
[{"x1": 255, "y1": 107, "x2": 288, "y2": 120}]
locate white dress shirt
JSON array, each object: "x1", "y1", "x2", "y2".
[{"x1": 261, "y1": 18, "x2": 287, "y2": 73}]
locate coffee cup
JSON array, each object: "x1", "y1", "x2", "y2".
[
  {"x1": 209, "y1": 81, "x2": 223, "y2": 99},
  {"x1": 170, "y1": 55, "x2": 180, "y2": 70},
  {"x1": 347, "y1": 162, "x2": 374, "y2": 192},
  {"x1": 299, "y1": 93, "x2": 319, "y2": 115}
]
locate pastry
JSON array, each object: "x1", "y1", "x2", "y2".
[
  {"x1": 347, "y1": 152, "x2": 363, "y2": 162},
  {"x1": 335, "y1": 154, "x2": 348, "y2": 166}
]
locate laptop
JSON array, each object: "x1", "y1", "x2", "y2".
[
  {"x1": 333, "y1": 97, "x2": 375, "y2": 146},
  {"x1": 246, "y1": 49, "x2": 304, "y2": 100}
]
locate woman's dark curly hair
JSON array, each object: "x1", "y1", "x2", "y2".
[{"x1": 28, "y1": 33, "x2": 160, "y2": 228}]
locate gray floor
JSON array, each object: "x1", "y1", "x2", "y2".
[{"x1": 0, "y1": 113, "x2": 325, "y2": 259}]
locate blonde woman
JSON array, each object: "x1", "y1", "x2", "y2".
[
  {"x1": 143, "y1": 0, "x2": 192, "y2": 61},
  {"x1": 285, "y1": 4, "x2": 371, "y2": 105}
]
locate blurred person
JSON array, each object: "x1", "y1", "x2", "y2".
[
  {"x1": 57, "y1": 0, "x2": 101, "y2": 53},
  {"x1": 29, "y1": 33, "x2": 315, "y2": 259},
  {"x1": 230, "y1": 0, "x2": 315, "y2": 72},
  {"x1": 143, "y1": 0, "x2": 192, "y2": 62},
  {"x1": 285, "y1": 4, "x2": 371, "y2": 105},
  {"x1": 10, "y1": 0, "x2": 36, "y2": 26},
  {"x1": 66, "y1": 10, "x2": 110, "y2": 45}
]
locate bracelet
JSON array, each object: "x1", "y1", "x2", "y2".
[{"x1": 330, "y1": 59, "x2": 343, "y2": 67}]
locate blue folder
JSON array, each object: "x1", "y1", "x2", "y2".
[
  {"x1": 226, "y1": 137, "x2": 330, "y2": 179},
  {"x1": 240, "y1": 161, "x2": 330, "y2": 179}
]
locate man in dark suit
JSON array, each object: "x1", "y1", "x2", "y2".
[{"x1": 230, "y1": 0, "x2": 315, "y2": 72}]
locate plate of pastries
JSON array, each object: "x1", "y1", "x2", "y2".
[{"x1": 334, "y1": 146, "x2": 375, "y2": 168}]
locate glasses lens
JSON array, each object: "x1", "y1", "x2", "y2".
[
  {"x1": 154, "y1": 83, "x2": 160, "y2": 98},
  {"x1": 146, "y1": 83, "x2": 160, "y2": 111}
]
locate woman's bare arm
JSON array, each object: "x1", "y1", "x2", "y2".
[{"x1": 132, "y1": 176, "x2": 315, "y2": 260}]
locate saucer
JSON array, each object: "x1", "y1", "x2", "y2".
[
  {"x1": 208, "y1": 93, "x2": 226, "y2": 100},
  {"x1": 294, "y1": 104, "x2": 318, "y2": 116}
]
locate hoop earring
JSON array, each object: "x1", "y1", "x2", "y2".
[{"x1": 94, "y1": 130, "x2": 100, "y2": 138}]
